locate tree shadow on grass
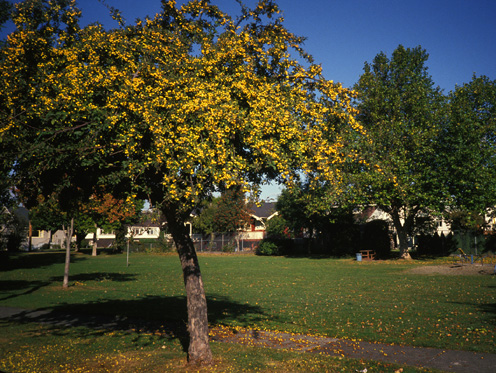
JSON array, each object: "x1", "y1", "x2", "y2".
[
  {"x1": 49, "y1": 272, "x2": 138, "y2": 283},
  {"x1": 0, "y1": 251, "x2": 86, "y2": 272},
  {"x1": 450, "y1": 300, "x2": 496, "y2": 320},
  {"x1": 0, "y1": 273, "x2": 137, "y2": 301},
  {"x1": 4, "y1": 294, "x2": 274, "y2": 353},
  {"x1": 0, "y1": 280, "x2": 50, "y2": 301}
]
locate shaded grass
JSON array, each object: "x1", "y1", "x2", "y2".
[
  {"x1": 0, "y1": 251, "x2": 495, "y2": 356},
  {"x1": 0, "y1": 320, "x2": 438, "y2": 372}
]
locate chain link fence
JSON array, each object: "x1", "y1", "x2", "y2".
[
  {"x1": 191, "y1": 233, "x2": 261, "y2": 252},
  {"x1": 124, "y1": 233, "x2": 262, "y2": 253}
]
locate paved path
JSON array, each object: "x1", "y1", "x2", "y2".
[
  {"x1": 211, "y1": 326, "x2": 496, "y2": 373},
  {"x1": 2, "y1": 306, "x2": 496, "y2": 373}
]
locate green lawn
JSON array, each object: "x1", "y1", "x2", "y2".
[{"x1": 1, "y1": 250, "x2": 494, "y2": 371}]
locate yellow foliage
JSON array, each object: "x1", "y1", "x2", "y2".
[{"x1": 0, "y1": 0, "x2": 363, "y2": 209}]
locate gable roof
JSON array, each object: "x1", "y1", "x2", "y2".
[{"x1": 248, "y1": 202, "x2": 277, "y2": 220}]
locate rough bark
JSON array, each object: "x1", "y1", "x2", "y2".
[{"x1": 162, "y1": 204, "x2": 213, "y2": 365}]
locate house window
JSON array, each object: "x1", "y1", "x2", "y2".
[{"x1": 32, "y1": 230, "x2": 42, "y2": 237}]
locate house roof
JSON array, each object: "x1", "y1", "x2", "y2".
[{"x1": 248, "y1": 202, "x2": 277, "y2": 219}]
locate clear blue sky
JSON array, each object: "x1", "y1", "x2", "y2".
[
  {"x1": 3, "y1": 0, "x2": 495, "y2": 200},
  {"x1": 72, "y1": 0, "x2": 496, "y2": 92}
]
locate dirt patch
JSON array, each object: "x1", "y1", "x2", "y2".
[{"x1": 407, "y1": 263, "x2": 496, "y2": 276}]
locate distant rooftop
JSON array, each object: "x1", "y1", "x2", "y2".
[{"x1": 248, "y1": 202, "x2": 277, "y2": 219}]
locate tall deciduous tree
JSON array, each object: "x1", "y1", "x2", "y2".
[
  {"x1": 0, "y1": 0, "x2": 362, "y2": 364},
  {"x1": 441, "y1": 75, "x2": 496, "y2": 214},
  {"x1": 353, "y1": 45, "x2": 447, "y2": 259}
]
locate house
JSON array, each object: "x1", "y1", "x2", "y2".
[
  {"x1": 85, "y1": 219, "x2": 162, "y2": 248},
  {"x1": 1, "y1": 206, "x2": 29, "y2": 250},
  {"x1": 30, "y1": 229, "x2": 73, "y2": 249},
  {"x1": 191, "y1": 201, "x2": 279, "y2": 252},
  {"x1": 239, "y1": 202, "x2": 278, "y2": 245}
]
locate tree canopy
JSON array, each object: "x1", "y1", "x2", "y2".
[{"x1": 441, "y1": 75, "x2": 496, "y2": 213}]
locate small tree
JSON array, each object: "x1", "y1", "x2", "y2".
[
  {"x1": 1, "y1": 0, "x2": 362, "y2": 364},
  {"x1": 213, "y1": 187, "x2": 251, "y2": 250}
]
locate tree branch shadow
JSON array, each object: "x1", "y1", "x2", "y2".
[
  {"x1": 49, "y1": 272, "x2": 137, "y2": 283},
  {"x1": 0, "y1": 280, "x2": 50, "y2": 301},
  {"x1": 5, "y1": 294, "x2": 274, "y2": 353},
  {"x1": 0, "y1": 251, "x2": 86, "y2": 272}
]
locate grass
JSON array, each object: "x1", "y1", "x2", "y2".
[{"x1": 1, "y1": 250, "x2": 494, "y2": 371}]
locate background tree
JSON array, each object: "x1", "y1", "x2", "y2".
[
  {"x1": 0, "y1": 0, "x2": 11, "y2": 32},
  {"x1": 212, "y1": 187, "x2": 251, "y2": 250},
  {"x1": 441, "y1": 75, "x2": 496, "y2": 214},
  {"x1": 1, "y1": 0, "x2": 362, "y2": 364},
  {"x1": 84, "y1": 193, "x2": 143, "y2": 254},
  {"x1": 438, "y1": 76, "x2": 496, "y2": 253},
  {"x1": 192, "y1": 197, "x2": 219, "y2": 237},
  {"x1": 276, "y1": 185, "x2": 362, "y2": 256},
  {"x1": 352, "y1": 45, "x2": 447, "y2": 259},
  {"x1": 29, "y1": 193, "x2": 67, "y2": 248},
  {"x1": 193, "y1": 187, "x2": 251, "y2": 250}
]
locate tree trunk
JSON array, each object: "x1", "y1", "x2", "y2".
[
  {"x1": 162, "y1": 204, "x2": 213, "y2": 365},
  {"x1": 63, "y1": 218, "x2": 73, "y2": 288},
  {"x1": 75, "y1": 231, "x2": 86, "y2": 252},
  {"x1": 92, "y1": 224, "x2": 98, "y2": 256},
  {"x1": 28, "y1": 220, "x2": 32, "y2": 252},
  {"x1": 391, "y1": 208, "x2": 414, "y2": 260}
]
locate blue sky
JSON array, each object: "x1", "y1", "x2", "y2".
[
  {"x1": 72, "y1": 0, "x2": 496, "y2": 92},
  {"x1": 3, "y1": 0, "x2": 495, "y2": 200}
]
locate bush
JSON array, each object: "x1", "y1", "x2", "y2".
[
  {"x1": 39, "y1": 243, "x2": 52, "y2": 251},
  {"x1": 265, "y1": 215, "x2": 290, "y2": 239},
  {"x1": 222, "y1": 243, "x2": 235, "y2": 253},
  {"x1": 256, "y1": 240, "x2": 280, "y2": 256},
  {"x1": 484, "y1": 233, "x2": 496, "y2": 253},
  {"x1": 416, "y1": 233, "x2": 457, "y2": 256},
  {"x1": 6, "y1": 233, "x2": 22, "y2": 252}
]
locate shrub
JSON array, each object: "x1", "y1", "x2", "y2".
[
  {"x1": 265, "y1": 215, "x2": 290, "y2": 239},
  {"x1": 416, "y1": 233, "x2": 457, "y2": 256},
  {"x1": 222, "y1": 243, "x2": 235, "y2": 253},
  {"x1": 256, "y1": 240, "x2": 280, "y2": 256},
  {"x1": 38, "y1": 243, "x2": 49, "y2": 251}
]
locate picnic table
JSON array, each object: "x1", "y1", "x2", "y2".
[{"x1": 359, "y1": 250, "x2": 375, "y2": 260}]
